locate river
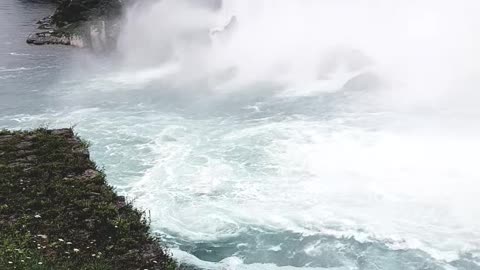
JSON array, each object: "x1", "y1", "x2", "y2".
[{"x1": 1, "y1": 0, "x2": 480, "y2": 269}]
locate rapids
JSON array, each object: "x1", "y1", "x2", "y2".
[{"x1": 1, "y1": 0, "x2": 480, "y2": 269}]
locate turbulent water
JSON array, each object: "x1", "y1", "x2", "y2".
[{"x1": 2, "y1": 0, "x2": 480, "y2": 269}]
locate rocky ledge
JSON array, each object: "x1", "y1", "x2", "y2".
[
  {"x1": 27, "y1": 30, "x2": 83, "y2": 46},
  {"x1": 0, "y1": 128, "x2": 176, "y2": 269},
  {"x1": 27, "y1": 0, "x2": 123, "y2": 48}
]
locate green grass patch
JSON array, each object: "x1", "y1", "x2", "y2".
[{"x1": 0, "y1": 128, "x2": 176, "y2": 270}]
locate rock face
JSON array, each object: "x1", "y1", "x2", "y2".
[
  {"x1": 27, "y1": 0, "x2": 123, "y2": 48},
  {"x1": 26, "y1": 31, "x2": 78, "y2": 46},
  {"x1": 0, "y1": 128, "x2": 176, "y2": 269}
]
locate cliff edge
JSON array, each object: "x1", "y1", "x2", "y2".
[
  {"x1": 26, "y1": 0, "x2": 123, "y2": 48},
  {"x1": 0, "y1": 128, "x2": 176, "y2": 270}
]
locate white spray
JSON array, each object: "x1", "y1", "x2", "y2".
[
  {"x1": 118, "y1": 0, "x2": 480, "y2": 106},
  {"x1": 113, "y1": 0, "x2": 480, "y2": 267}
]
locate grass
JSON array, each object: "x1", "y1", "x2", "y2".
[{"x1": 0, "y1": 128, "x2": 177, "y2": 270}]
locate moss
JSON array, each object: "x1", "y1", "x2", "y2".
[{"x1": 0, "y1": 128, "x2": 177, "y2": 270}]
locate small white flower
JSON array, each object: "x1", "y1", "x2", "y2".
[
  {"x1": 92, "y1": 254, "x2": 96, "y2": 257},
  {"x1": 37, "y1": 234, "x2": 47, "y2": 239},
  {"x1": 34, "y1": 214, "x2": 41, "y2": 218},
  {"x1": 38, "y1": 262, "x2": 43, "y2": 265},
  {"x1": 66, "y1": 242, "x2": 72, "y2": 245},
  {"x1": 73, "y1": 248, "x2": 80, "y2": 253},
  {"x1": 21, "y1": 260, "x2": 25, "y2": 263},
  {"x1": 58, "y1": 239, "x2": 64, "y2": 242},
  {"x1": 8, "y1": 261, "x2": 13, "y2": 264}
]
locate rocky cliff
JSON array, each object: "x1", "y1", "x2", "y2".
[{"x1": 27, "y1": 0, "x2": 124, "y2": 48}]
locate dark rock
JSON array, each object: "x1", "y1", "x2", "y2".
[
  {"x1": 16, "y1": 141, "x2": 33, "y2": 150},
  {"x1": 8, "y1": 162, "x2": 29, "y2": 168},
  {"x1": 26, "y1": 155, "x2": 38, "y2": 162},
  {"x1": 27, "y1": 0, "x2": 123, "y2": 48},
  {"x1": 27, "y1": 31, "x2": 74, "y2": 46},
  {"x1": 0, "y1": 135, "x2": 13, "y2": 143},
  {"x1": 33, "y1": 40, "x2": 46, "y2": 45},
  {"x1": 84, "y1": 219, "x2": 95, "y2": 229},
  {"x1": 37, "y1": 16, "x2": 54, "y2": 30},
  {"x1": 73, "y1": 148, "x2": 90, "y2": 159},
  {"x1": 82, "y1": 169, "x2": 99, "y2": 179},
  {"x1": 66, "y1": 137, "x2": 81, "y2": 144},
  {"x1": 51, "y1": 128, "x2": 74, "y2": 137},
  {"x1": 115, "y1": 196, "x2": 126, "y2": 209},
  {"x1": 24, "y1": 135, "x2": 37, "y2": 141}
]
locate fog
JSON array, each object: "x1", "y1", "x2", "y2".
[{"x1": 117, "y1": 0, "x2": 480, "y2": 110}]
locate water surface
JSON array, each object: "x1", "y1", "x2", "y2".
[{"x1": 1, "y1": 1, "x2": 480, "y2": 269}]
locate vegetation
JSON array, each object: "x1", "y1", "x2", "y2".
[
  {"x1": 0, "y1": 128, "x2": 176, "y2": 270},
  {"x1": 52, "y1": 0, "x2": 123, "y2": 27}
]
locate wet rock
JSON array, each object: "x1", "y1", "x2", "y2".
[
  {"x1": 37, "y1": 16, "x2": 54, "y2": 30},
  {"x1": 33, "y1": 40, "x2": 46, "y2": 45},
  {"x1": 27, "y1": 31, "x2": 73, "y2": 46}
]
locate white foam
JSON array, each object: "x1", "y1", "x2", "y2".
[
  {"x1": 128, "y1": 110, "x2": 480, "y2": 264},
  {"x1": 9, "y1": 52, "x2": 31, "y2": 56},
  {"x1": 172, "y1": 248, "x2": 350, "y2": 270}
]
